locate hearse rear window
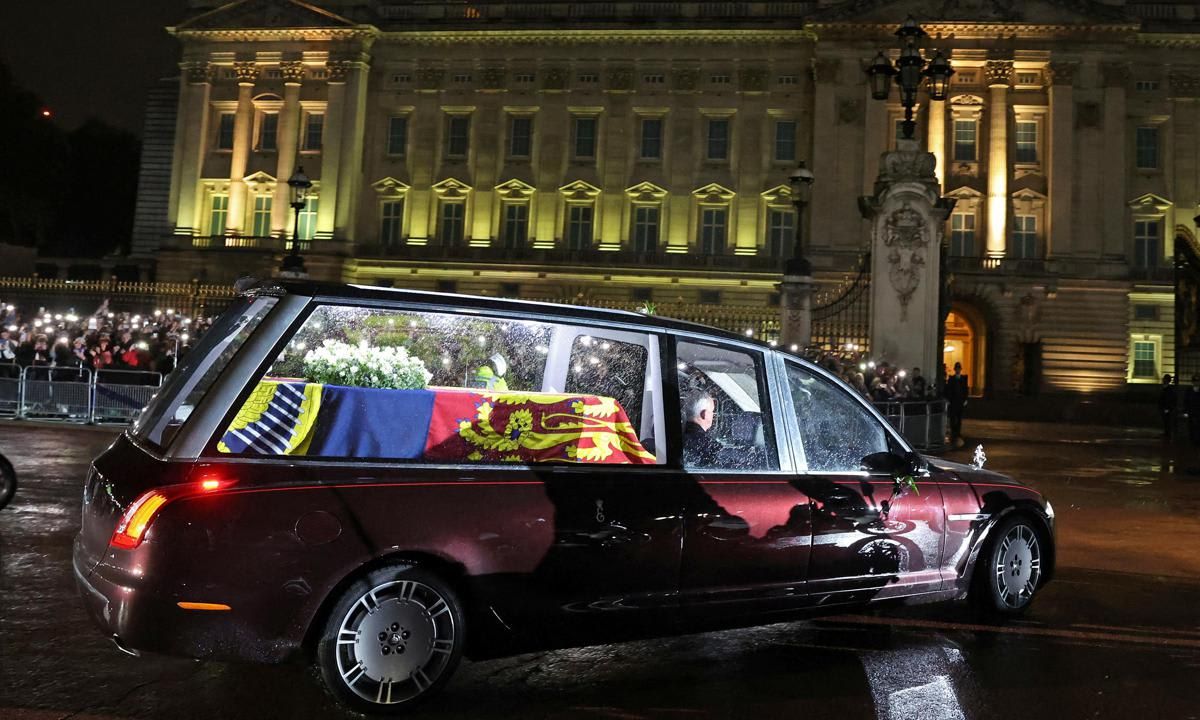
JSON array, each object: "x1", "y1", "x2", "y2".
[{"x1": 215, "y1": 305, "x2": 664, "y2": 465}]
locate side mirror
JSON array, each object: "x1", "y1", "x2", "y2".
[{"x1": 860, "y1": 450, "x2": 926, "y2": 477}]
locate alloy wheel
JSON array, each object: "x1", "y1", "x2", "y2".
[{"x1": 993, "y1": 523, "x2": 1042, "y2": 609}]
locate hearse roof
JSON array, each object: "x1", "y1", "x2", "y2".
[{"x1": 246, "y1": 279, "x2": 778, "y2": 350}]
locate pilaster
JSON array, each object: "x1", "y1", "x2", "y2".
[
  {"x1": 226, "y1": 61, "x2": 259, "y2": 234},
  {"x1": 1047, "y1": 61, "x2": 1076, "y2": 258},
  {"x1": 985, "y1": 60, "x2": 1013, "y2": 258},
  {"x1": 272, "y1": 61, "x2": 305, "y2": 236},
  {"x1": 173, "y1": 60, "x2": 213, "y2": 237},
  {"x1": 1102, "y1": 62, "x2": 1129, "y2": 260},
  {"x1": 927, "y1": 97, "x2": 946, "y2": 191}
]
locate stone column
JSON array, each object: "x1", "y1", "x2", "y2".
[
  {"x1": 226, "y1": 61, "x2": 259, "y2": 234},
  {"x1": 1102, "y1": 62, "x2": 1129, "y2": 260},
  {"x1": 272, "y1": 60, "x2": 305, "y2": 236},
  {"x1": 173, "y1": 61, "x2": 213, "y2": 237},
  {"x1": 317, "y1": 61, "x2": 348, "y2": 240},
  {"x1": 927, "y1": 97, "x2": 946, "y2": 191},
  {"x1": 1047, "y1": 62, "x2": 1077, "y2": 258},
  {"x1": 778, "y1": 273, "x2": 816, "y2": 351},
  {"x1": 860, "y1": 139, "x2": 954, "y2": 373},
  {"x1": 335, "y1": 57, "x2": 370, "y2": 243},
  {"x1": 985, "y1": 60, "x2": 1012, "y2": 258}
]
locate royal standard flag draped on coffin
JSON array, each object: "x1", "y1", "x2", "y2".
[{"x1": 219, "y1": 381, "x2": 655, "y2": 464}]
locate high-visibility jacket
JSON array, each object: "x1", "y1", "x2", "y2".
[{"x1": 473, "y1": 364, "x2": 508, "y2": 391}]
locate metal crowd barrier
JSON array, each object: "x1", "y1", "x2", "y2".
[
  {"x1": 0, "y1": 366, "x2": 162, "y2": 424},
  {"x1": 92, "y1": 369, "x2": 163, "y2": 424},
  {"x1": 873, "y1": 399, "x2": 948, "y2": 451}
]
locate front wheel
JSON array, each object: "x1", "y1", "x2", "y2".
[
  {"x1": 316, "y1": 564, "x2": 465, "y2": 715},
  {"x1": 973, "y1": 515, "x2": 1045, "y2": 616},
  {"x1": 0, "y1": 454, "x2": 16, "y2": 510}
]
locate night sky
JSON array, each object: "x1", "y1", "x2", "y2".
[{"x1": 0, "y1": 0, "x2": 193, "y2": 136}]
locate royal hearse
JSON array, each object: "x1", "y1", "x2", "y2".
[{"x1": 75, "y1": 281, "x2": 1054, "y2": 713}]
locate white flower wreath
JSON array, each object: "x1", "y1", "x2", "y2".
[{"x1": 303, "y1": 339, "x2": 432, "y2": 390}]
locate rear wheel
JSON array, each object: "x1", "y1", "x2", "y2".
[
  {"x1": 0, "y1": 455, "x2": 16, "y2": 510},
  {"x1": 973, "y1": 515, "x2": 1044, "y2": 616},
  {"x1": 316, "y1": 564, "x2": 465, "y2": 714}
]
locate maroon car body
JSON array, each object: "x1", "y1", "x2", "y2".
[{"x1": 74, "y1": 282, "x2": 1054, "y2": 711}]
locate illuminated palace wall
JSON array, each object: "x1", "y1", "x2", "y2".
[{"x1": 152, "y1": 0, "x2": 1200, "y2": 395}]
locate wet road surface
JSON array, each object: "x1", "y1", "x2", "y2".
[{"x1": 1, "y1": 420, "x2": 1197, "y2": 719}]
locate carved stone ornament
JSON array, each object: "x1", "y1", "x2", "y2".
[
  {"x1": 879, "y1": 148, "x2": 937, "y2": 185},
  {"x1": 673, "y1": 68, "x2": 699, "y2": 92},
  {"x1": 984, "y1": 60, "x2": 1013, "y2": 88},
  {"x1": 325, "y1": 60, "x2": 351, "y2": 83},
  {"x1": 1101, "y1": 62, "x2": 1131, "y2": 88},
  {"x1": 883, "y1": 203, "x2": 929, "y2": 320},
  {"x1": 417, "y1": 65, "x2": 445, "y2": 90},
  {"x1": 739, "y1": 66, "x2": 769, "y2": 92},
  {"x1": 950, "y1": 93, "x2": 984, "y2": 106},
  {"x1": 1075, "y1": 101, "x2": 1102, "y2": 129},
  {"x1": 1046, "y1": 62, "x2": 1078, "y2": 87},
  {"x1": 1169, "y1": 73, "x2": 1200, "y2": 98},
  {"x1": 184, "y1": 61, "x2": 214, "y2": 84},
  {"x1": 813, "y1": 58, "x2": 840, "y2": 85},
  {"x1": 541, "y1": 66, "x2": 568, "y2": 90},
  {"x1": 608, "y1": 66, "x2": 634, "y2": 91},
  {"x1": 480, "y1": 66, "x2": 506, "y2": 89},
  {"x1": 837, "y1": 98, "x2": 863, "y2": 125},
  {"x1": 279, "y1": 61, "x2": 305, "y2": 85},
  {"x1": 233, "y1": 61, "x2": 260, "y2": 84}
]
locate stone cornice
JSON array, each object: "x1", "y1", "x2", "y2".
[
  {"x1": 1135, "y1": 33, "x2": 1200, "y2": 49},
  {"x1": 379, "y1": 29, "x2": 819, "y2": 46},
  {"x1": 170, "y1": 26, "x2": 378, "y2": 43},
  {"x1": 809, "y1": 21, "x2": 1140, "y2": 42}
]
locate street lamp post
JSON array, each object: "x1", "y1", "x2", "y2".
[
  {"x1": 280, "y1": 166, "x2": 312, "y2": 277},
  {"x1": 865, "y1": 16, "x2": 954, "y2": 140},
  {"x1": 787, "y1": 162, "x2": 816, "y2": 276}
]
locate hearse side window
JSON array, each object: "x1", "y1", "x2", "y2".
[
  {"x1": 677, "y1": 340, "x2": 778, "y2": 472},
  {"x1": 786, "y1": 362, "x2": 887, "y2": 472},
  {"x1": 214, "y1": 305, "x2": 662, "y2": 465},
  {"x1": 131, "y1": 296, "x2": 277, "y2": 450}
]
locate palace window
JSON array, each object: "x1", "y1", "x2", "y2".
[
  {"x1": 767, "y1": 209, "x2": 794, "y2": 258},
  {"x1": 1015, "y1": 121, "x2": 1038, "y2": 163},
  {"x1": 216, "y1": 112, "x2": 236, "y2": 150},
  {"x1": 1134, "y1": 219, "x2": 1160, "y2": 268},
  {"x1": 640, "y1": 117, "x2": 663, "y2": 160},
  {"x1": 380, "y1": 200, "x2": 404, "y2": 247},
  {"x1": 387, "y1": 116, "x2": 408, "y2": 156},
  {"x1": 297, "y1": 198, "x2": 318, "y2": 242},
  {"x1": 706, "y1": 118, "x2": 730, "y2": 161},
  {"x1": 777, "y1": 75, "x2": 799, "y2": 86},
  {"x1": 710, "y1": 74, "x2": 731, "y2": 85},
  {"x1": 565, "y1": 205, "x2": 594, "y2": 249},
  {"x1": 1132, "y1": 339, "x2": 1158, "y2": 379},
  {"x1": 573, "y1": 116, "x2": 597, "y2": 159},
  {"x1": 208, "y1": 195, "x2": 229, "y2": 236},
  {"x1": 699, "y1": 208, "x2": 728, "y2": 254},
  {"x1": 446, "y1": 115, "x2": 471, "y2": 158},
  {"x1": 501, "y1": 203, "x2": 528, "y2": 248},
  {"x1": 1016, "y1": 71, "x2": 1040, "y2": 86},
  {"x1": 1136, "y1": 126, "x2": 1159, "y2": 170},
  {"x1": 577, "y1": 72, "x2": 599, "y2": 84},
  {"x1": 1136, "y1": 80, "x2": 1160, "y2": 92},
  {"x1": 452, "y1": 73, "x2": 472, "y2": 83},
  {"x1": 1134, "y1": 304, "x2": 1160, "y2": 321},
  {"x1": 515, "y1": 72, "x2": 535, "y2": 84},
  {"x1": 439, "y1": 201, "x2": 466, "y2": 245},
  {"x1": 509, "y1": 116, "x2": 533, "y2": 158},
  {"x1": 953, "y1": 119, "x2": 977, "y2": 162},
  {"x1": 632, "y1": 206, "x2": 660, "y2": 252},
  {"x1": 774, "y1": 120, "x2": 797, "y2": 163},
  {"x1": 257, "y1": 113, "x2": 278, "y2": 151},
  {"x1": 1012, "y1": 215, "x2": 1037, "y2": 259},
  {"x1": 251, "y1": 195, "x2": 272, "y2": 237},
  {"x1": 950, "y1": 212, "x2": 975, "y2": 256},
  {"x1": 302, "y1": 112, "x2": 324, "y2": 151},
  {"x1": 643, "y1": 74, "x2": 666, "y2": 85}
]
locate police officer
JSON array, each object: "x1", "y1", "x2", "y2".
[{"x1": 473, "y1": 353, "x2": 509, "y2": 391}]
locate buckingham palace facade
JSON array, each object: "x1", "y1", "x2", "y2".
[{"x1": 141, "y1": 0, "x2": 1200, "y2": 397}]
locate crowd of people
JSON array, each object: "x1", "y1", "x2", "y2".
[
  {"x1": 0, "y1": 301, "x2": 212, "y2": 381},
  {"x1": 806, "y1": 347, "x2": 938, "y2": 402}
]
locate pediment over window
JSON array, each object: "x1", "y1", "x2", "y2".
[
  {"x1": 174, "y1": 0, "x2": 358, "y2": 32},
  {"x1": 1012, "y1": 188, "x2": 1047, "y2": 211},
  {"x1": 1128, "y1": 193, "x2": 1172, "y2": 213},
  {"x1": 945, "y1": 185, "x2": 984, "y2": 211},
  {"x1": 760, "y1": 184, "x2": 793, "y2": 205},
  {"x1": 626, "y1": 181, "x2": 667, "y2": 203},
  {"x1": 432, "y1": 177, "x2": 472, "y2": 198},
  {"x1": 372, "y1": 177, "x2": 410, "y2": 197},
  {"x1": 495, "y1": 178, "x2": 536, "y2": 199},
  {"x1": 243, "y1": 171, "x2": 276, "y2": 191},
  {"x1": 559, "y1": 180, "x2": 601, "y2": 201},
  {"x1": 693, "y1": 183, "x2": 735, "y2": 204}
]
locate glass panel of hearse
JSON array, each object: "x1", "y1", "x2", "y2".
[{"x1": 211, "y1": 303, "x2": 666, "y2": 466}]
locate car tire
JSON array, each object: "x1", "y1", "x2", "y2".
[
  {"x1": 0, "y1": 454, "x2": 16, "y2": 510},
  {"x1": 316, "y1": 563, "x2": 465, "y2": 715},
  {"x1": 972, "y1": 514, "x2": 1045, "y2": 617}
]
